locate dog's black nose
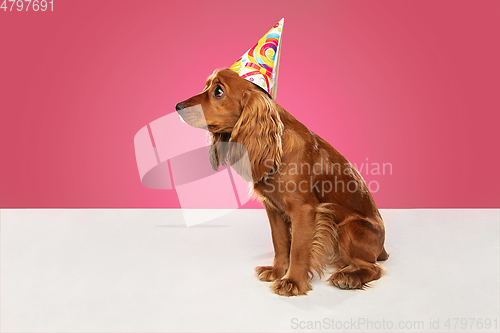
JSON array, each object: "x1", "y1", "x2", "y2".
[{"x1": 175, "y1": 102, "x2": 185, "y2": 112}]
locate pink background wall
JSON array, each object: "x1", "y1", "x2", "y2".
[{"x1": 1, "y1": 0, "x2": 499, "y2": 208}]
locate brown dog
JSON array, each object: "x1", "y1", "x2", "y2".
[{"x1": 176, "y1": 68, "x2": 388, "y2": 296}]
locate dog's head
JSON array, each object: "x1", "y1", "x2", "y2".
[
  {"x1": 176, "y1": 68, "x2": 283, "y2": 182},
  {"x1": 176, "y1": 68, "x2": 267, "y2": 133}
]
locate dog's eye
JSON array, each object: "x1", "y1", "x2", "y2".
[{"x1": 214, "y1": 85, "x2": 224, "y2": 98}]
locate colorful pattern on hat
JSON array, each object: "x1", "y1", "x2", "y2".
[{"x1": 229, "y1": 18, "x2": 284, "y2": 99}]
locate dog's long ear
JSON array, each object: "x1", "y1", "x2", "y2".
[
  {"x1": 230, "y1": 90, "x2": 283, "y2": 183},
  {"x1": 208, "y1": 132, "x2": 231, "y2": 171}
]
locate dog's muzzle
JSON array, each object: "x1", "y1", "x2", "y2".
[{"x1": 175, "y1": 103, "x2": 208, "y2": 129}]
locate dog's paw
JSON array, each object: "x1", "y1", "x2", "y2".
[
  {"x1": 329, "y1": 271, "x2": 364, "y2": 290},
  {"x1": 255, "y1": 265, "x2": 287, "y2": 282},
  {"x1": 271, "y1": 278, "x2": 312, "y2": 297},
  {"x1": 255, "y1": 266, "x2": 278, "y2": 282}
]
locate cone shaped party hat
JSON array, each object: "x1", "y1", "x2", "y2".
[{"x1": 229, "y1": 18, "x2": 284, "y2": 99}]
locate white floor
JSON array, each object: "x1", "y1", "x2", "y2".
[{"x1": 0, "y1": 209, "x2": 499, "y2": 333}]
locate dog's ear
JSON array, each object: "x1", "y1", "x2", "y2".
[
  {"x1": 208, "y1": 143, "x2": 219, "y2": 172},
  {"x1": 230, "y1": 90, "x2": 283, "y2": 183},
  {"x1": 208, "y1": 132, "x2": 231, "y2": 172}
]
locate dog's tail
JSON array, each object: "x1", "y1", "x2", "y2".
[{"x1": 309, "y1": 203, "x2": 339, "y2": 278}]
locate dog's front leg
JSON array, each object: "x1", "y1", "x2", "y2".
[
  {"x1": 271, "y1": 203, "x2": 315, "y2": 296},
  {"x1": 256, "y1": 205, "x2": 290, "y2": 281}
]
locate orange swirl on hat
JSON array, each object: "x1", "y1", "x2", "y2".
[{"x1": 247, "y1": 32, "x2": 279, "y2": 71}]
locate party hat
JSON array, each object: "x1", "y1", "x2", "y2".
[{"x1": 229, "y1": 18, "x2": 284, "y2": 99}]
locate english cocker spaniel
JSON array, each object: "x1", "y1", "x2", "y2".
[{"x1": 176, "y1": 68, "x2": 388, "y2": 296}]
